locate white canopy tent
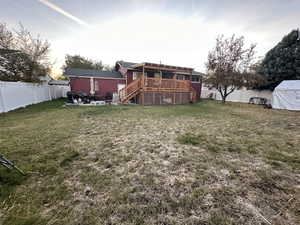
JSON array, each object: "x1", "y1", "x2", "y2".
[{"x1": 272, "y1": 80, "x2": 300, "y2": 110}]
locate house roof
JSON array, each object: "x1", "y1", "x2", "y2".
[
  {"x1": 64, "y1": 68, "x2": 123, "y2": 79},
  {"x1": 117, "y1": 60, "x2": 201, "y2": 74},
  {"x1": 178, "y1": 71, "x2": 204, "y2": 76},
  {"x1": 192, "y1": 71, "x2": 204, "y2": 76},
  {"x1": 275, "y1": 80, "x2": 300, "y2": 91},
  {"x1": 131, "y1": 62, "x2": 194, "y2": 73},
  {"x1": 117, "y1": 61, "x2": 138, "y2": 68}
]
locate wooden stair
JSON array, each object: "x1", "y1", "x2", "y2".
[{"x1": 119, "y1": 79, "x2": 141, "y2": 103}]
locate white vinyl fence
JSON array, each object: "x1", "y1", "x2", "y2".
[
  {"x1": 201, "y1": 87, "x2": 273, "y2": 104},
  {"x1": 0, "y1": 81, "x2": 70, "y2": 113}
]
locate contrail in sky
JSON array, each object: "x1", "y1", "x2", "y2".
[{"x1": 38, "y1": 0, "x2": 90, "y2": 27}]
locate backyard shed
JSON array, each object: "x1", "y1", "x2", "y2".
[{"x1": 272, "y1": 80, "x2": 300, "y2": 110}]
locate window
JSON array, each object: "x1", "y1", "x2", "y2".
[
  {"x1": 133, "y1": 72, "x2": 145, "y2": 80},
  {"x1": 154, "y1": 72, "x2": 161, "y2": 78},
  {"x1": 147, "y1": 71, "x2": 155, "y2": 78},
  {"x1": 191, "y1": 76, "x2": 200, "y2": 82},
  {"x1": 162, "y1": 73, "x2": 173, "y2": 79},
  {"x1": 133, "y1": 72, "x2": 137, "y2": 80},
  {"x1": 176, "y1": 75, "x2": 184, "y2": 80}
]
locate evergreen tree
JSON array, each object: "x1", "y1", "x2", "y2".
[
  {"x1": 258, "y1": 29, "x2": 300, "y2": 90},
  {"x1": 63, "y1": 55, "x2": 104, "y2": 70},
  {"x1": 0, "y1": 49, "x2": 48, "y2": 82},
  {"x1": 0, "y1": 23, "x2": 51, "y2": 82}
]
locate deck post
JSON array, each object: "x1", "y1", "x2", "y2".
[
  {"x1": 159, "y1": 70, "x2": 162, "y2": 91},
  {"x1": 190, "y1": 70, "x2": 193, "y2": 102},
  {"x1": 173, "y1": 73, "x2": 176, "y2": 104},
  {"x1": 180, "y1": 92, "x2": 182, "y2": 104},
  {"x1": 153, "y1": 92, "x2": 155, "y2": 104},
  {"x1": 142, "y1": 65, "x2": 145, "y2": 104},
  {"x1": 142, "y1": 65, "x2": 145, "y2": 88}
]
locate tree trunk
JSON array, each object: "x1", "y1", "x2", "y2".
[
  {"x1": 218, "y1": 86, "x2": 227, "y2": 103},
  {"x1": 221, "y1": 95, "x2": 226, "y2": 103}
]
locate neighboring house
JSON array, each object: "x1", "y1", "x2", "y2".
[
  {"x1": 39, "y1": 75, "x2": 52, "y2": 82},
  {"x1": 48, "y1": 79, "x2": 70, "y2": 86},
  {"x1": 64, "y1": 61, "x2": 203, "y2": 104},
  {"x1": 48, "y1": 79, "x2": 70, "y2": 98}
]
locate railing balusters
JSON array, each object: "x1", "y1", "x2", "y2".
[
  {"x1": 119, "y1": 77, "x2": 195, "y2": 103},
  {"x1": 142, "y1": 77, "x2": 190, "y2": 92}
]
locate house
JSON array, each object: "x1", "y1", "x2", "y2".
[
  {"x1": 64, "y1": 68, "x2": 125, "y2": 100},
  {"x1": 116, "y1": 61, "x2": 203, "y2": 104},
  {"x1": 64, "y1": 61, "x2": 203, "y2": 104}
]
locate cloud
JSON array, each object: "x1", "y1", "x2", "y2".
[
  {"x1": 38, "y1": 0, "x2": 90, "y2": 28},
  {"x1": 50, "y1": 12, "x2": 255, "y2": 72},
  {"x1": 47, "y1": 1, "x2": 300, "y2": 73}
]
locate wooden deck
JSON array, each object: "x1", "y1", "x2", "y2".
[{"x1": 119, "y1": 77, "x2": 196, "y2": 104}]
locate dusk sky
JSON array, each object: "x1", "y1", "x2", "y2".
[{"x1": 1, "y1": 0, "x2": 299, "y2": 76}]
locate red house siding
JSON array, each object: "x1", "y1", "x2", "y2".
[
  {"x1": 69, "y1": 77, "x2": 125, "y2": 98},
  {"x1": 70, "y1": 77, "x2": 90, "y2": 94},
  {"x1": 94, "y1": 78, "x2": 125, "y2": 97},
  {"x1": 191, "y1": 82, "x2": 202, "y2": 100}
]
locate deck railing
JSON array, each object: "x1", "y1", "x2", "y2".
[
  {"x1": 119, "y1": 79, "x2": 141, "y2": 102},
  {"x1": 143, "y1": 77, "x2": 191, "y2": 91},
  {"x1": 119, "y1": 77, "x2": 194, "y2": 103}
]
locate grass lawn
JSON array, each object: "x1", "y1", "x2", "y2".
[{"x1": 0, "y1": 99, "x2": 299, "y2": 225}]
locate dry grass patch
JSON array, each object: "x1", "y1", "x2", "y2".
[{"x1": 0, "y1": 99, "x2": 299, "y2": 225}]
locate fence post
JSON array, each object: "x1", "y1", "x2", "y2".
[
  {"x1": 48, "y1": 85, "x2": 52, "y2": 101},
  {"x1": 33, "y1": 83, "x2": 38, "y2": 104},
  {"x1": 0, "y1": 82, "x2": 6, "y2": 112}
]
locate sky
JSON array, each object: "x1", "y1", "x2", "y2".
[{"x1": 1, "y1": 0, "x2": 300, "y2": 76}]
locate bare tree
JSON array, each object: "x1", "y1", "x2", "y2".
[
  {"x1": 0, "y1": 23, "x2": 14, "y2": 49},
  {"x1": 205, "y1": 35, "x2": 259, "y2": 103},
  {"x1": 14, "y1": 24, "x2": 51, "y2": 81}
]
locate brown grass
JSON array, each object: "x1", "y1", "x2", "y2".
[{"x1": 0, "y1": 99, "x2": 299, "y2": 225}]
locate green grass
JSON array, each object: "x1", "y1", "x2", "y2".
[
  {"x1": 0, "y1": 99, "x2": 299, "y2": 225},
  {"x1": 177, "y1": 133, "x2": 201, "y2": 145}
]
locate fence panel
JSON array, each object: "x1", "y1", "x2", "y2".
[
  {"x1": 201, "y1": 87, "x2": 273, "y2": 104},
  {"x1": 0, "y1": 81, "x2": 70, "y2": 113}
]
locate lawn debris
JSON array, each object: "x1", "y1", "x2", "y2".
[{"x1": 0, "y1": 154, "x2": 25, "y2": 176}]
